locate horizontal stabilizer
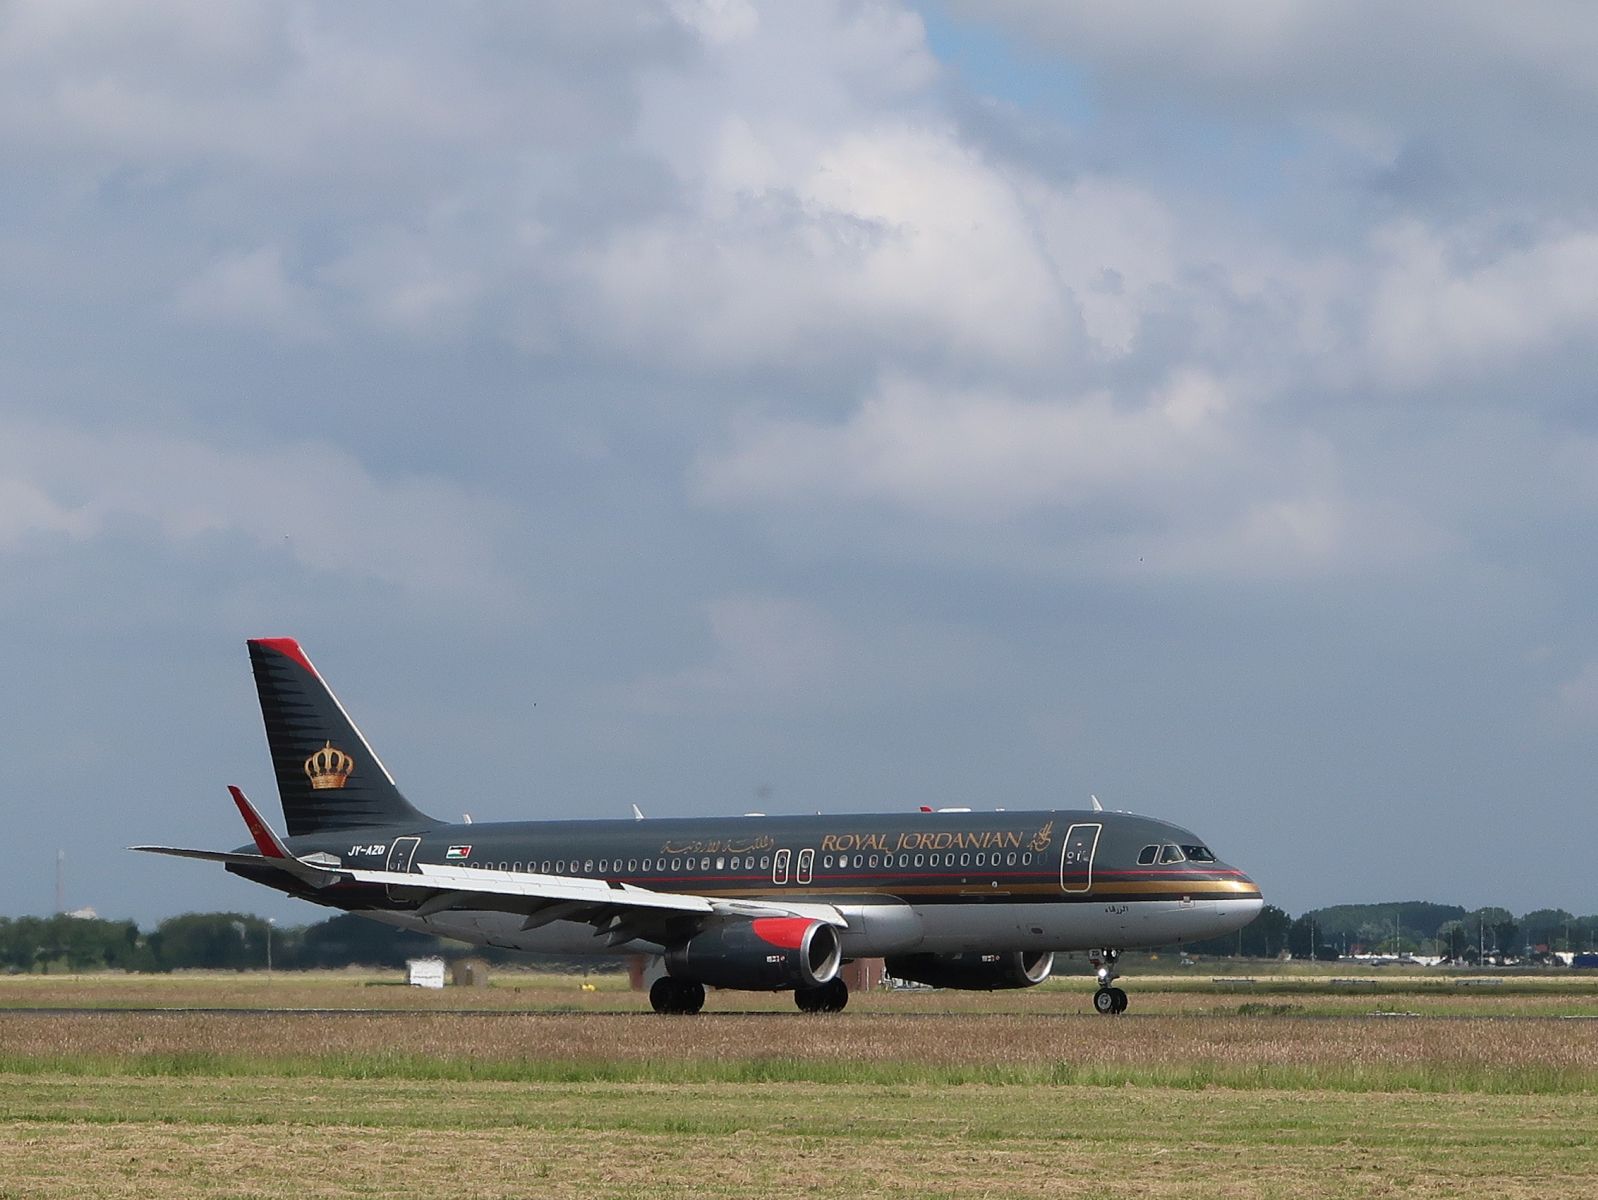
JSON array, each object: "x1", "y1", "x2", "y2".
[{"x1": 130, "y1": 846, "x2": 281, "y2": 868}]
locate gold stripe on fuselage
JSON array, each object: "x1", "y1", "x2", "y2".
[{"x1": 660, "y1": 879, "x2": 1262, "y2": 901}]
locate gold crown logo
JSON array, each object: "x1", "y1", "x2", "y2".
[{"x1": 304, "y1": 741, "x2": 355, "y2": 790}]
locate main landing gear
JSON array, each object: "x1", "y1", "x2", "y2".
[
  {"x1": 650, "y1": 976, "x2": 706, "y2": 1014},
  {"x1": 794, "y1": 978, "x2": 849, "y2": 1013},
  {"x1": 1091, "y1": 951, "x2": 1128, "y2": 1015}
]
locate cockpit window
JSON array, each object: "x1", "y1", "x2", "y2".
[
  {"x1": 1182, "y1": 845, "x2": 1216, "y2": 863},
  {"x1": 1158, "y1": 844, "x2": 1186, "y2": 864},
  {"x1": 1136, "y1": 844, "x2": 1159, "y2": 865}
]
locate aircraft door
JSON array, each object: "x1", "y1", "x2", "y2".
[
  {"x1": 773, "y1": 848, "x2": 791, "y2": 885},
  {"x1": 386, "y1": 836, "x2": 422, "y2": 901},
  {"x1": 796, "y1": 848, "x2": 814, "y2": 885},
  {"x1": 1059, "y1": 823, "x2": 1101, "y2": 894}
]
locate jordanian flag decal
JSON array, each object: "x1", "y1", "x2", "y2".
[{"x1": 445, "y1": 845, "x2": 472, "y2": 859}]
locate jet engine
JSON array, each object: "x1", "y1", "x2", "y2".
[
  {"x1": 665, "y1": 917, "x2": 842, "y2": 991},
  {"x1": 883, "y1": 950, "x2": 1054, "y2": 990}
]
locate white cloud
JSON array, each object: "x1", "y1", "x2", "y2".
[
  {"x1": 0, "y1": 420, "x2": 521, "y2": 609},
  {"x1": 698, "y1": 369, "x2": 1240, "y2": 519},
  {"x1": 0, "y1": 477, "x2": 95, "y2": 545},
  {"x1": 171, "y1": 245, "x2": 325, "y2": 340},
  {"x1": 616, "y1": 595, "x2": 845, "y2": 714},
  {"x1": 1553, "y1": 660, "x2": 1598, "y2": 728},
  {"x1": 1365, "y1": 222, "x2": 1598, "y2": 387}
]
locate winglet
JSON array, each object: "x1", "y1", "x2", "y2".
[{"x1": 229, "y1": 786, "x2": 289, "y2": 859}]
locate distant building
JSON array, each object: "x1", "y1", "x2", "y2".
[{"x1": 407, "y1": 957, "x2": 446, "y2": 988}]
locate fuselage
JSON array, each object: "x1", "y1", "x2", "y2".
[{"x1": 233, "y1": 806, "x2": 1262, "y2": 959}]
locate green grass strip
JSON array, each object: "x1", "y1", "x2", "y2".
[{"x1": 0, "y1": 1051, "x2": 1591, "y2": 1095}]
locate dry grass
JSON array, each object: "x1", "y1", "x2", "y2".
[
  {"x1": 6, "y1": 968, "x2": 1598, "y2": 1017},
  {"x1": 4, "y1": 976, "x2": 1598, "y2": 1197},
  {"x1": 1, "y1": 1009, "x2": 1595, "y2": 1094},
  {"x1": 2, "y1": 1075, "x2": 1596, "y2": 1198}
]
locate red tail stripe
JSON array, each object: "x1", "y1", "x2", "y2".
[{"x1": 249, "y1": 637, "x2": 318, "y2": 677}]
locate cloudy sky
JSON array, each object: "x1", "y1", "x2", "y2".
[{"x1": 4, "y1": 1, "x2": 1596, "y2": 927}]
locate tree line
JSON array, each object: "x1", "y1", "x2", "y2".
[
  {"x1": 1185, "y1": 901, "x2": 1598, "y2": 963},
  {"x1": 1, "y1": 912, "x2": 455, "y2": 974},
  {"x1": 6, "y1": 901, "x2": 1598, "y2": 973}
]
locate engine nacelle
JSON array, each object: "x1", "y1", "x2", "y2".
[
  {"x1": 665, "y1": 917, "x2": 842, "y2": 991},
  {"x1": 883, "y1": 950, "x2": 1054, "y2": 991}
]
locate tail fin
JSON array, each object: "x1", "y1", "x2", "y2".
[{"x1": 247, "y1": 638, "x2": 437, "y2": 837}]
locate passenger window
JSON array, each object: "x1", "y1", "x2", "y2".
[
  {"x1": 1159, "y1": 844, "x2": 1186, "y2": 864},
  {"x1": 671, "y1": 858, "x2": 681, "y2": 870},
  {"x1": 914, "y1": 854, "x2": 924, "y2": 867},
  {"x1": 976, "y1": 853, "x2": 985, "y2": 866},
  {"x1": 760, "y1": 856, "x2": 770, "y2": 869},
  {"x1": 961, "y1": 853, "x2": 970, "y2": 866},
  {"x1": 1022, "y1": 853, "x2": 1032, "y2": 866},
  {"x1": 1137, "y1": 845, "x2": 1159, "y2": 865},
  {"x1": 716, "y1": 857, "x2": 725, "y2": 870}
]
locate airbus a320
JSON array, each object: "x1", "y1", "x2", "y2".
[{"x1": 136, "y1": 639, "x2": 1263, "y2": 1014}]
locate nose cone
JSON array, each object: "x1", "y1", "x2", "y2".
[{"x1": 1214, "y1": 868, "x2": 1263, "y2": 932}]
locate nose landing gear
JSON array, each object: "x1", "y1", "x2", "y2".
[{"x1": 1091, "y1": 951, "x2": 1128, "y2": 1015}]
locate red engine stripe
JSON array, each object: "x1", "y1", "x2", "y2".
[{"x1": 751, "y1": 917, "x2": 813, "y2": 950}]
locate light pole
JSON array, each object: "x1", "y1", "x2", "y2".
[{"x1": 266, "y1": 918, "x2": 275, "y2": 979}]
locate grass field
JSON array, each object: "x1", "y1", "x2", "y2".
[{"x1": 3, "y1": 972, "x2": 1597, "y2": 1198}]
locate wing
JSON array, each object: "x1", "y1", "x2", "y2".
[{"x1": 135, "y1": 788, "x2": 846, "y2": 949}]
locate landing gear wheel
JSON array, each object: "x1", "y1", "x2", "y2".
[
  {"x1": 649, "y1": 977, "x2": 676, "y2": 1013},
  {"x1": 795, "y1": 977, "x2": 848, "y2": 1013},
  {"x1": 650, "y1": 977, "x2": 706, "y2": 1014},
  {"x1": 1091, "y1": 949, "x2": 1126, "y2": 1015},
  {"x1": 820, "y1": 977, "x2": 849, "y2": 1012}
]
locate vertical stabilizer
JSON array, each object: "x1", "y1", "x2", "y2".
[{"x1": 247, "y1": 638, "x2": 437, "y2": 837}]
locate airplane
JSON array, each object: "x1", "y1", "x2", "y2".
[{"x1": 135, "y1": 638, "x2": 1264, "y2": 1014}]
